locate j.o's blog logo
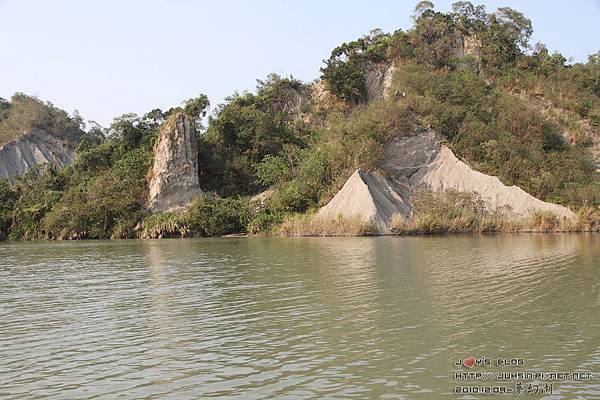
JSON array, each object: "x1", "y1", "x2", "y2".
[{"x1": 455, "y1": 357, "x2": 524, "y2": 368}]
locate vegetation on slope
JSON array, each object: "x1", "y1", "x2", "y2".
[
  {"x1": 390, "y1": 190, "x2": 600, "y2": 234},
  {"x1": 0, "y1": 1, "x2": 598, "y2": 240},
  {"x1": 0, "y1": 93, "x2": 102, "y2": 146}
]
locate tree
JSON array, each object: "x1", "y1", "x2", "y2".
[
  {"x1": 478, "y1": 8, "x2": 531, "y2": 71},
  {"x1": 493, "y1": 7, "x2": 532, "y2": 49},
  {"x1": 410, "y1": 9, "x2": 457, "y2": 67},
  {"x1": 143, "y1": 108, "x2": 166, "y2": 127},
  {"x1": 451, "y1": 1, "x2": 486, "y2": 33},
  {"x1": 0, "y1": 180, "x2": 17, "y2": 240},
  {"x1": 589, "y1": 51, "x2": 600, "y2": 88},
  {"x1": 0, "y1": 98, "x2": 11, "y2": 123},
  {"x1": 320, "y1": 30, "x2": 391, "y2": 102},
  {"x1": 321, "y1": 57, "x2": 367, "y2": 102},
  {"x1": 183, "y1": 94, "x2": 210, "y2": 127},
  {"x1": 201, "y1": 78, "x2": 305, "y2": 195},
  {"x1": 413, "y1": 1, "x2": 435, "y2": 20}
]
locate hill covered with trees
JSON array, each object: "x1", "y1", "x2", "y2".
[
  {"x1": 0, "y1": 1, "x2": 598, "y2": 240},
  {"x1": 0, "y1": 93, "x2": 104, "y2": 147}
]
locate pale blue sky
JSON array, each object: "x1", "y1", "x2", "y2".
[{"x1": 1, "y1": 0, "x2": 598, "y2": 127}]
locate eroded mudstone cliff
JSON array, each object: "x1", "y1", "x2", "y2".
[
  {"x1": 319, "y1": 130, "x2": 575, "y2": 234},
  {"x1": 364, "y1": 62, "x2": 396, "y2": 101},
  {"x1": 413, "y1": 146, "x2": 575, "y2": 219},
  {"x1": 0, "y1": 130, "x2": 75, "y2": 182},
  {"x1": 147, "y1": 114, "x2": 203, "y2": 212},
  {"x1": 318, "y1": 169, "x2": 411, "y2": 234},
  {"x1": 384, "y1": 131, "x2": 574, "y2": 219}
]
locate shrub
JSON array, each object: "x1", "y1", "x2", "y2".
[
  {"x1": 187, "y1": 195, "x2": 252, "y2": 236},
  {"x1": 391, "y1": 190, "x2": 522, "y2": 234},
  {"x1": 391, "y1": 61, "x2": 599, "y2": 207},
  {"x1": 43, "y1": 172, "x2": 147, "y2": 239},
  {"x1": 8, "y1": 167, "x2": 66, "y2": 240},
  {"x1": 574, "y1": 207, "x2": 600, "y2": 231},
  {"x1": 320, "y1": 29, "x2": 392, "y2": 102},
  {"x1": 527, "y1": 210, "x2": 559, "y2": 231},
  {"x1": 254, "y1": 154, "x2": 291, "y2": 186},
  {"x1": 140, "y1": 212, "x2": 189, "y2": 239},
  {"x1": 112, "y1": 147, "x2": 153, "y2": 181},
  {"x1": 0, "y1": 180, "x2": 17, "y2": 240},
  {"x1": 247, "y1": 207, "x2": 284, "y2": 235}
]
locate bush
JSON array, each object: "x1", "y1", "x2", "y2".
[
  {"x1": 43, "y1": 172, "x2": 147, "y2": 239},
  {"x1": 254, "y1": 154, "x2": 291, "y2": 186},
  {"x1": 200, "y1": 81, "x2": 305, "y2": 195},
  {"x1": 527, "y1": 210, "x2": 559, "y2": 231},
  {"x1": 112, "y1": 147, "x2": 153, "y2": 181},
  {"x1": 574, "y1": 207, "x2": 600, "y2": 231},
  {"x1": 140, "y1": 212, "x2": 189, "y2": 239},
  {"x1": 391, "y1": 61, "x2": 599, "y2": 207},
  {"x1": 391, "y1": 190, "x2": 522, "y2": 234},
  {"x1": 320, "y1": 29, "x2": 392, "y2": 102},
  {"x1": 247, "y1": 206, "x2": 284, "y2": 235},
  {"x1": 7, "y1": 167, "x2": 67, "y2": 240},
  {"x1": 0, "y1": 180, "x2": 17, "y2": 240},
  {"x1": 187, "y1": 195, "x2": 252, "y2": 236},
  {"x1": 321, "y1": 58, "x2": 367, "y2": 103}
]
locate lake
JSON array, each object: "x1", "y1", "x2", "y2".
[{"x1": 1, "y1": 235, "x2": 599, "y2": 399}]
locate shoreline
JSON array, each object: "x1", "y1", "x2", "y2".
[{"x1": 2, "y1": 229, "x2": 598, "y2": 243}]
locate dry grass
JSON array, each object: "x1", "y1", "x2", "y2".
[
  {"x1": 390, "y1": 212, "x2": 523, "y2": 234},
  {"x1": 392, "y1": 209, "x2": 600, "y2": 235},
  {"x1": 139, "y1": 212, "x2": 190, "y2": 239},
  {"x1": 525, "y1": 210, "x2": 562, "y2": 232},
  {"x1": 523, "y1": 208, "x2": 600, "y2": 232},
  {"x1": 389, "y1": 190, "x2": 600, "y2": 235},
  {"x1": 515, "y1": 91, "x2": 596, "y2": 147},
  {"x1": 574, "y1": 206, "x2": 600, "y2": 231},
  {"x1": 276, "y1": 213, "x2": 376, "y2": 236},
  {"x1": 390, "y1": 190, "x2": 523, "y2": 234}
]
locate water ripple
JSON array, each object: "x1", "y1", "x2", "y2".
[{"x1": 0, "y1": 235, "x2": 599, "y2": 399}]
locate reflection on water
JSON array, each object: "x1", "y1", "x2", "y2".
[{"x1": 0, "y1": 234, "x2": 599, "y2": 399}]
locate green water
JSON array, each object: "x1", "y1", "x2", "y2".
[{"x1": 1, "y1": 235, "x2": 599, "y2": 399}]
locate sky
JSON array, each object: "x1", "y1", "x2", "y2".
[{"x1": 1, "y1": 0, "x2": 599, "y2": 127}]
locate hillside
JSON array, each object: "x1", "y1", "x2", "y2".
[
  {"x1": 0, "y1": 94, "x2": 95, "y2": 146},
  {"x1": 0, "y1": 94, "x2": 104, "y2": 182},
  {"x1": 0, "y1": 130, "x2": 76, "y2": 182},
  {"x1": 0, "y1": 1, "x2": 598, "y2": 240}
]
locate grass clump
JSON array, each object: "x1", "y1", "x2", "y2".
[
  {"x1": 574, "y1": 206, "x2": 600, "y2": 231},
  {"x1": 276, "y1": 213, "x2": 375, "y2": 236},
  {"x1": 526, "y1": 210, "x2": 560, "y2": 231},
  {"x1": 391, "y1": 190, "x2": 521, "y2": 234},
  {"x1": 140, "y1": 212, "x2": 189, "y2": 239},
  {"x1": 392, "y1": 190, "x2": 600, "y2": 234}
]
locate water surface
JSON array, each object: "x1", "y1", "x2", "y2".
[{"x1": 1, "y1": 235, "x2": 599, "y2": 399}]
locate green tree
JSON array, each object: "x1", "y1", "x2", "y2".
[
  {"x1": 0, "y1": 180, "x2": 17, "y2": 240},
  {"x1": 410, "y1": 9, "x2": 457, "y2": 67},
  {"x1": 182, "y1": 94, "x2": 210, "y2": 127},
  {"x1": 413, "y1": 1, "x2": 435, "y2": 20},
  {"x1": 320, "y1": 30, "x2": 392, "y2": 102},
  {"x1": 201, "y1": 78, "x2": 305, "y2": 195}
]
